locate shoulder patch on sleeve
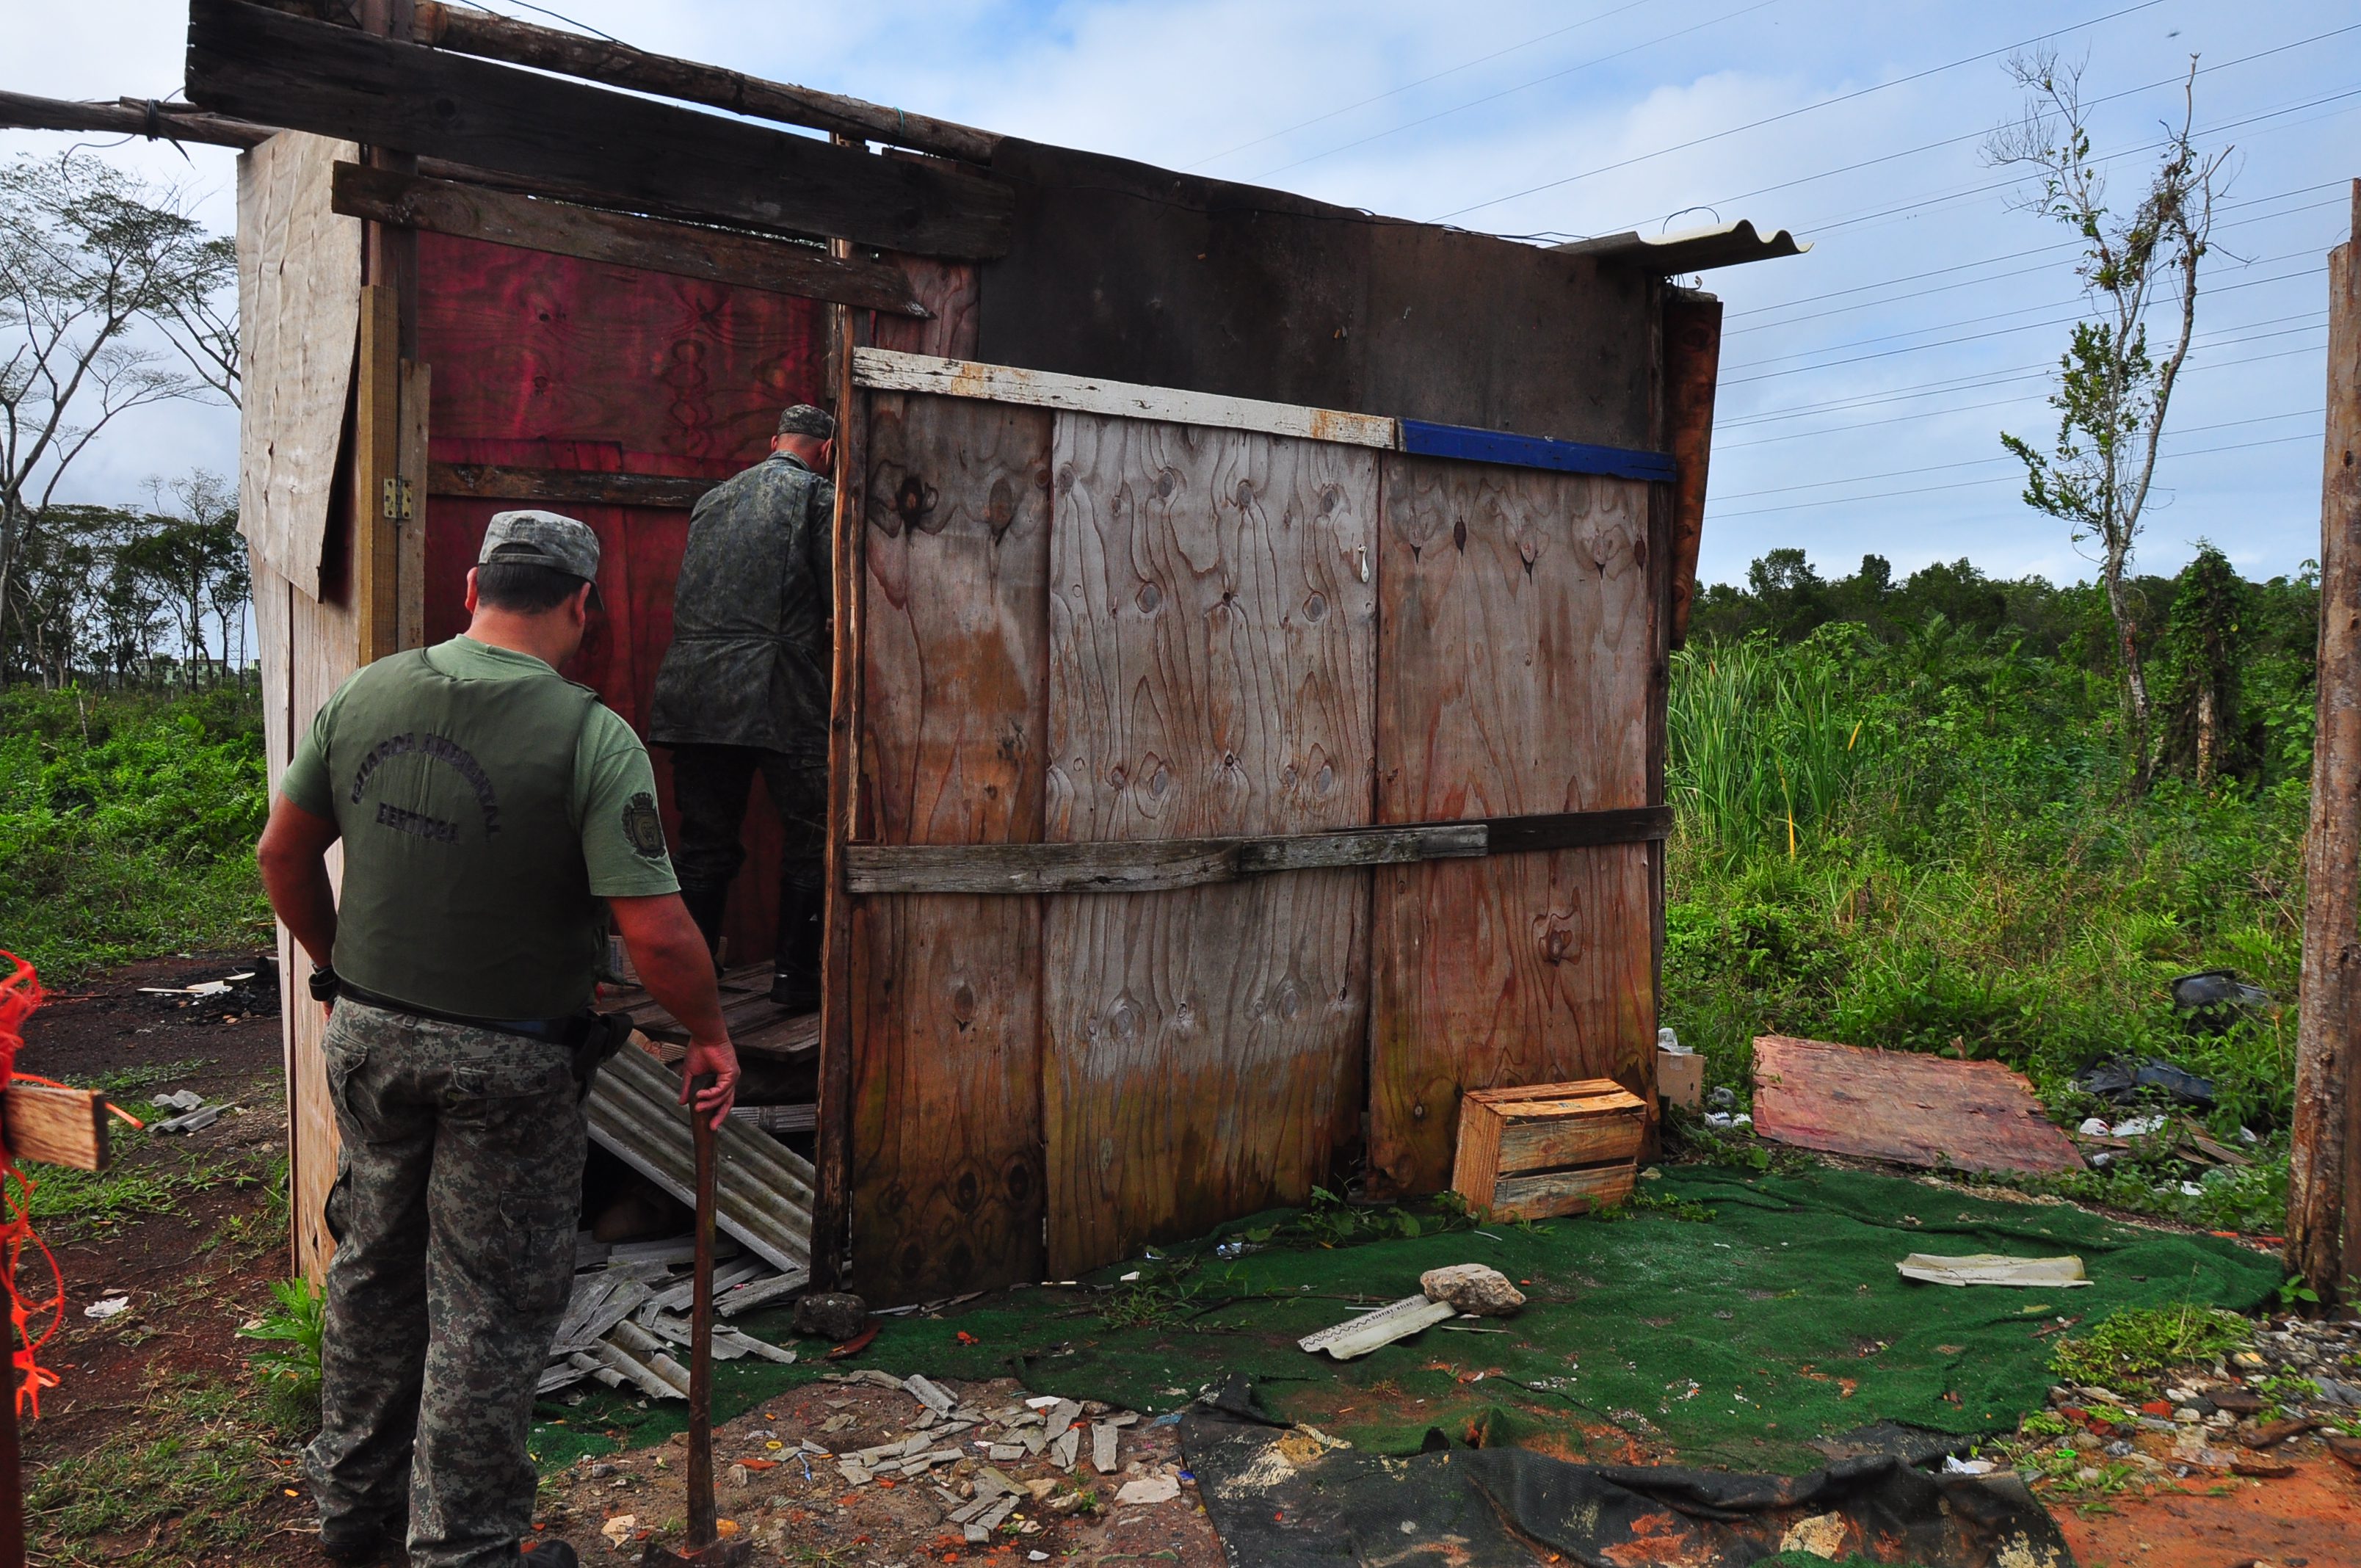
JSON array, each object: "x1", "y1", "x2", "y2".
[{"x1": 620, "y1": 791, "x2": 668, "y2": 859}]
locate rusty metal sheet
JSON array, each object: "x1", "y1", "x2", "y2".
[{"x1": 1751, "y1": 1034, "x2": 2086, "y2": 1176}]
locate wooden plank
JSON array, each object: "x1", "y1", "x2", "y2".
[
  {"x1": 1751, "y1": 1034, "x2": 2086, "y2": 1177},
  {"x1": 186, "y1": 0, "x2": 1013, "y2": 258},
  {"x1": 1043, "y1": 412, "x2": 1379, "y2": 1276},
  {"x1": 352, "y1": 283, "x2": 399, "y2": 664},
  {"x1": 852, "y1": 349, "x2": 1397, "y2": 449},
  {"x1": 1661, "y1": 290, "x2": 1722, "y2": 650},
  {"x1": 396, "y1": 358, "x2": 429, "y2": 650},
  {"x1": 236, "y1": 130, "x2": 362, "y2": 596},
  {"x1": 1490, "y1": 1165, "x2": 1635, "y2": 1221},
  {"x1": 874, "y1": 257, "x2": 979, "y2": 360},
  {"x1": 842, "y1": 823, "x2": 1483, "y2": 894},
  {"x1": 410, "y1": 0, "x2": 998, "y2": 164},
  {"x1": 427, "y1": 462, "x2": 716, "y2": 509},
  {"x1": 1497, "y1": 1112, "x2": 1645, "y2": 1176},
  {"x1": 330, "y1": 163, "x2": 929, "y2": 316},
  {"x1": 1484, "y1": 806, "x2": 1670, "y2": 853},
  {"x1": 1368, "y1": 455, "x2": 1658, "y2": 1197},
  {"x1": 2, "y1": 1086, "x2": 108, "y2": 1171},
  {"x1": 2292, "y1": 184, "x2": 2361, "y2": 1306},
  {"x1": 851, "y1": 391, "x2": 1052, "y2": 1304},
  {"x1": 1396, "y1": 419, "x2": 1675, "y2": 483},
  {"x1": 0, "y1": 87, "x2": 272, "y2": 148}
]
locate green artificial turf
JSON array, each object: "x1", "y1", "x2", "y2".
[{"x1": 530, "y1": 1164, "x2": 2281, "y2": 1476}]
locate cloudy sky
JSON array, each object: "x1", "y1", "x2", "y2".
[{"x1": 6, "y1": 0, "x2": 2354, "y2": 589}]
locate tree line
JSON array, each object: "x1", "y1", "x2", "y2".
[{"x1": 2, "y1": 150, "x2": 242, "y2": 689}]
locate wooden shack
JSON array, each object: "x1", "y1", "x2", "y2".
[{"x1": 15, "y1": 0, "x2": 1797, "y2": 1301}]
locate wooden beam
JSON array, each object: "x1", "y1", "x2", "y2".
[
  {"x1": 409, "y1": 0, "x2": 998, "y2": 166},
  {"x1": 3, "y1": 1084, "x2": 109, "y2": 1172},
  {"x1": 2291, "y1": 178, "x2": 2361, "y2": 1308},
  {"x1": 1396, "y1": 420, "x2": 1676, "y2": 483},
  {"x1": 0, "y1": 88, "x2": 271, "y2": 148},
  {"x1": 353, "y1": 283, "x2": 401, "y2": 665},
  {"x1": 839, "y1": 812, "x2": 1670, "y2": 896},
  {"x1": 851, "y1": 348, "x2": 1399, "y2": 449},
  {"x1": 330, "y1": 163, "x2": 928, "y2": 316},
  {"x1": 186, "y1": 0, "x2": 1014, "y2": 258},
  {"x1": 396, "y1": 358, "x2": 430, "y2": 651},
  {"x1": 426, "y1": 462, "x2": 717, "y2": 510}
]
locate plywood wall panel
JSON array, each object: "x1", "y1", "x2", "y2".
[
  {"x1": 1042, "y1": 413, "x2": 1377, "y2": 1274},
  {"x1": 852, "y1": 392, "x2": 1052, "y2": 1302},
  {"x1": 1368, "y1": 455, "x2": 1657, "y2": 1197},
  {"x1": 237, "y1": 131, "x2": 361, "y2": 596}
]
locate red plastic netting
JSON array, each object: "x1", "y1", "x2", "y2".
[{"x1": 0, "y1": 953, "x2": 63, "y2": 1418}]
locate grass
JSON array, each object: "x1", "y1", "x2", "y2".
[
  {"x1": 1663, "y1": 619, "x2": 2310, "y2": 1228},
  {"x1": 2049, "y1": 1302, "x2": 2253, "y2": 1386},
  {"x1": 239, "y1": 1277, "x2": 326, "y2": 1440},
  {"x1": 22, "y1": 1373, "x2": 291, "y2": 1566},
  {"x1": 0, "y1": 684, "x2": 270, "y2": 981}
]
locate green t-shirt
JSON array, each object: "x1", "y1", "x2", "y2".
[{"x1": 282, "y1": 636, "x2": 678, "y2": 1017}]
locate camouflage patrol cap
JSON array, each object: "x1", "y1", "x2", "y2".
[
  {"x1": 478, "y1": 510, "x2": 603, "y2": 606},
  {"x1": 776, "y1": 403, "x2": 836, "y2": 439}
]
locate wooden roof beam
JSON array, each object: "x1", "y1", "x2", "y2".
[
  {"x1": 241, "y1": 0, "x2": 999, "y2": 164},
  {"x1": 0, "y1": 87, "x2": 272, "y2": 148},
  {"x1": 414, "y1": 2, "x2": 999, "y2": 166}
]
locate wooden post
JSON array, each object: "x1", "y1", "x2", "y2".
[
  {"x1": 2290, "y1": 178, "x2": 2361, "y2": 1307},
  {"x1": 352, "y1": 283, "x2": 402, "y2": 664}
]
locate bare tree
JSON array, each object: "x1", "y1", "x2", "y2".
[
  {"x1": 0, "y1": 151, "x2": 237, "y2": 681},
  {"x1": 1988, "y1": 53, "x2": 2230, "y2": 785}
]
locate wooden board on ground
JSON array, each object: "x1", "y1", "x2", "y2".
[
  {"x1": 236, "y1": 129, "x2": 360, "y2": 596},
  {"x1": 3, "y1": 1085, "x2": 109, "y2": 1171},
  {"x1": 1367, "y1": 456, "x2": 1657, "y2": 1197},
  {"x1": 1750, "y1": 1034, "x2": 2086, "y2": 1176},
  {"x1": 1042, "y1": 412, "x2": 1378, "y2": 1276},
  {"x1": 852, "y1": 391, "x2": 1052, "y2": 1303},
  {"x1": 606, "y1": 965, "x2": 814, "y2": 1061}
]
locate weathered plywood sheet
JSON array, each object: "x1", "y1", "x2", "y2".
[
  {"x1": 852, "y1": 392, "x2": 1052, "y2": 1302},
  {"x1": 1752, "y1": 1034, "x2": 2086, "y2": 1176},
  {"x1": 237, "y1": 131, "x2": 360, "y2": 596},
  {"x1": 1368, "y1": 456, "x2": 1657, "y2": 1197},
  {"x1": 1042, "y1": 413, "x2": 1378, "y2": 1274}
]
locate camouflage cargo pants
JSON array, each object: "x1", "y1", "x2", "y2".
[{"x1": 303, "y1": 998, "x2": 584, "y2": 1568}]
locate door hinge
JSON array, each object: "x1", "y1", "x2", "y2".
[{"x1": 381, "y1": 476, "x2": 414, "y2": 522}]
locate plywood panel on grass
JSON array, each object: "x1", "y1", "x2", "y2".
[
  {"x1": 237, "y1": 131, "x2": 360, "y2": 596},
  {"x1": 1043, "y1": 413, "x2": 1377, "y2": 1275},
  {"x1": 852, "y1": 392, "x2": 1052, "y2": 1302},
  {"x1": 1368, "y1": 455, "x2": 1656, "y2": 1198}
]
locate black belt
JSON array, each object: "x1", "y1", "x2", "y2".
[{"x1": 335, "y1": 981, "x2": 581, "y2": 1045}]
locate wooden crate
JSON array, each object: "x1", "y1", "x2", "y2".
[{"x1": 1451, "y1": 1080, "x2": 1647, "y2": 1219}]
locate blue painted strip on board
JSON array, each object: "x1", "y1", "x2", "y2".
[{"x1": 1397, "y1": 419, "x2": 1678, "y2": 482}]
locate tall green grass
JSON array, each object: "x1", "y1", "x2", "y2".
[{"x1": 1662, "y1": 625, "x2": 2303, "y2": 1230}]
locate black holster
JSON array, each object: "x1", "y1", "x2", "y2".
[{"x1": 567, "y1": 1009, "x2": 637, "y2": 1101}]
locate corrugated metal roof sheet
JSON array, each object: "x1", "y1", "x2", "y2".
[
  {"x1": 585, "y1": 1043, "x2": 814, "y2": 1274},
  {"x1": 1553, "y1": 219, "x2": 1808, "y2": 272}
]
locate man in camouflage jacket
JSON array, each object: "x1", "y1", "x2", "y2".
[{"x1": 648, "y1": 403, "x2": 836, "y2": 1009}]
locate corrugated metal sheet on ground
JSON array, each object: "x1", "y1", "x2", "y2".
[{"x1": 586, "y1": 1042, "x2": 814, "y2": 1273}]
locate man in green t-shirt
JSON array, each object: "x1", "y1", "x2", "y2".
[{"x1": 256, "y1": 512, "x2": 739, "y2": 1568}]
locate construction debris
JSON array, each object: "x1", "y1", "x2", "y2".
[
  {"x1": 1895, "y1": 1254, "x2": 2092, "y2": 1288},
  {"x1": 1420, "y1": 1262, "x2": 1526, "y2": 1316},
  {"x1": 1751, "y1": 1034, "x2": 2085, "y2": 1175},
  {"x1": 154, "y1": 1103, "x2": 228, "y2": 1135},
  {"x1": 1297, "y1": 1294, "x2": 1457, "y2": 1360},
  {"x1": 537, "y1": 1233, "x2": 805, "y2": 1401}
]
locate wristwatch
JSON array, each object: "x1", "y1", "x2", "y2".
[{"x1": 308, "y1": 964, "x2": 340, "y2": 1003}]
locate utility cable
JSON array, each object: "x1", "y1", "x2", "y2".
[
  {"x1": 1721, "y1": 304, "x2": 2326, "y2": 388},
  {"x1": 1428, "y1": 0, "x2": 2169, "y2": 223}
]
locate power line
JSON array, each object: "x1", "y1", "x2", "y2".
[
  {"x1": 1240, "y1": 0, "x2": 1789, "y2": 184},
  {"x1": 1426, "y1": 0, "x2": 2168, "y2": 223},
  {"x1": 1713, "y1": 331, "x2": 2329, "y2": 433},
  {"x1": 1588, "y1": 21, "x2": 2361, "y2": 242},
  {"x1": 1720, "y1": 255, "x2": 2330, "y2": 375},
  {"x1": 1708, "y1": 431, "x2": 2321, "y2": 520},
  {"x1": 1721, "y1": 304, "x2": 2327, "y2": 388},
  {"x1": 1723, "y1": 185, "x2": 2347, "y2": 333},
  {"x1": 1712, "y1": 407, "x2": 2325, "y2": 503},
  {"x1": 1182, "y1": 0, "x2": 1658, "y2": 171}
]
